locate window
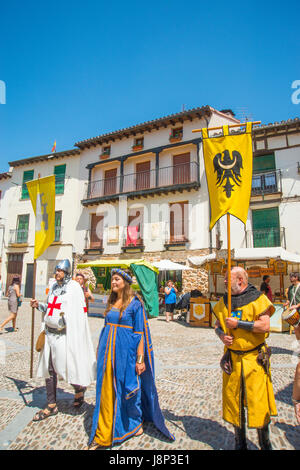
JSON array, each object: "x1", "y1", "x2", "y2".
[
  {"x1": 21, "y1": 170, "x2": 34, "y2": 199},
  {"x1": 252, "y1": 207, "x2": 280, "y2": 247},
  {"x1": 136, "y1": 161, "x2": 150, "y2": 190},
  {"x1": 55, "y1": 211, "x2": 62, "y2": 242},
  {"x1": 54, "y1": 164, "x2": 66, "y2": 194},
  {"x1": 170, "y1": 127, "x2": 183, "y2": 140},
  {"x1": 126, "y1": 209, "x2": 143, "y2": 246},
  {"x1": 169, "y1": 202, "x2": 188, "y2": 243},
  {"x1": 104, "y1": 168, "x2": 117, "y2": 196},
  {"x1": 133, "y1": 137, "x2": 144, "y2": 148},
  {"x1": 252, "y1": 153, "x2": 277, "y2": 195},
  {"x1": 90, "y1": 214, "x2": 104, "y2": 249},
  {"x1": 173, "y1": 154, "x2": 190, "y2": 185},
  {"x1": 16, "y1": 214, "x2": 29, "y2": 243},
  {"x1": 102, "y1": 146, "x2": 111, "y2": 156},
  {"x1": 253, "y1": 153, "x2": 275, "y2": 172}
]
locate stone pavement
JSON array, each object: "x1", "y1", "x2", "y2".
[{"x1": 0, "y1": 299, "x2": 299, "y2": 451}]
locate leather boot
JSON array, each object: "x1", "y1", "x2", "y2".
[
  {"x1": 234, "y1": 425, "x2": 248, "y2": 450},
  {"x1": 257, "y1": 425, "x2": 272, "y2": 450}
]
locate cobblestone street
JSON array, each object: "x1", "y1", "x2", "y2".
[{"x1": 0, "y1": 299, "x2": 299, "y2": 451}]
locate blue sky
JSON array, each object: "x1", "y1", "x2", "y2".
[{"x1": 0, "y1": 0, "x2": 299, "y2": 172}]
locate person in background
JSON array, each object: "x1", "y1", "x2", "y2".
[
  {"x1": 260, "y1": 275, "x2": 273, "y2": 302},
  {"x1": 164, "y1": 280, "x2": 178, "y2": 322},
  {"x1": 75, "y1": 272, "x2": 95, "y2": 312},
  {"x1": 0, "y1": 276, "x2": 21, "y2": 333},
  {"x1": 284, "y1": 273, "x2": 300, "y2": 424}
]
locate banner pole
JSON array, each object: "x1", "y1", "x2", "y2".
[
  {"x1": 30, "y1": 258, "x2": 37, "y2": 378},
  {"x1": 227, "y1": 213, "x2": 232, "y2": 316}
]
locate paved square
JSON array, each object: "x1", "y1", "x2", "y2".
[{"x1": 0, "y1": 300, "x2": 299, "y2": 450}]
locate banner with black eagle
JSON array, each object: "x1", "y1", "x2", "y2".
[{"x1": 202, "y1": 122, "x2": 253, "y2": 230}]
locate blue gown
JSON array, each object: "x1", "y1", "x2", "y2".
[{"x1": 89, "y1": 296, "x2": 175, "y2": 445}]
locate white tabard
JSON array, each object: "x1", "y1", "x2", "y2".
[{"x1": 36, "y1": 280, "x2": 96, "y2": 386}]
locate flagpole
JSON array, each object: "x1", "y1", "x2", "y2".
[
  {"x1": 227, "y1": 213, "x2": 232, "y2": 316},
  {"x1": 30, "y1": 258, "x2": 37, "y2": 378}
]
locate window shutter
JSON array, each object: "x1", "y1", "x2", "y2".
[
  {"x1": 21, "y1": 170, "x2": 34, "y2": 199},
  {"x1": 252, "y1": 208, "x2": 280, "y2": 247},
  {"x1": 253, "y1": 154, "x2": 275, "y2": 173},
  {"x1": 55, "y1": 211, "x2": 62, "y2": 242},
  {"x1": 54, "y1": 165, "x2": 66, "y2": 194}
]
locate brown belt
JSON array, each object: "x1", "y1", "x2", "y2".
[{"x1": 228, "y1": 342, "x2": 265, "y2": 356}]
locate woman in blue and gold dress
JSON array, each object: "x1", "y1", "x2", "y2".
[{"x1": 87, "y1": 268, "x2": 174, "y2": 449}]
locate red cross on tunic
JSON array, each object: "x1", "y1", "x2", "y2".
[
  {"x1": 47, "y1": 296, "x2": 62, "y2": 317},
  {"x1": 83, "y1": 306, "x2": 87, "y2": 313}
]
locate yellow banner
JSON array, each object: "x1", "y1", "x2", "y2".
[
  {"x1": 202, "y1": 122, "x2": 253, "y2": 230},
  {"x1": 26, "y1": 175, "x2": 55, "y2": 259}
]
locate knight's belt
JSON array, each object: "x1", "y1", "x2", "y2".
[
  {"x1": 45, "y1": 325, "x2": 66, "y2": 335},
  {"x1": 228, "y1": 342, "x2": 265, "y2": 355}
]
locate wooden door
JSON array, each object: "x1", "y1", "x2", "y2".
[
  {"x1": 173, "y1": 154, "x2": 190, "y2": 185},
  {"x1": 6, "y1": 253, "x2": 23, "y2": 295},
  {"x1": 136, "y1": 161, "x2": 150, "y2": 190},
  {"x1": 104, "y1": 169, "x2": 117, "y2": 196},
  {"x1": 169, "y1": 202, "x2": 188, "y2": 243},
  {"x1": 90, "y1": 214, "x2": 104, "y2": 249}
]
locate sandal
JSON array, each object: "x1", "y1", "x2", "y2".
[
  {"x1": 84, "y1": 440, "x2": 101, "y2": 451},
  {"x1": 32, "y1": 405, "x2": 58, "y2": 422},
  {"x1": 74, "y1": 387, "x2": 87, "y2": 408}
]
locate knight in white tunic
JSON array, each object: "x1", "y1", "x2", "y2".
[{"x1": 31, "y1": 260, "x2": 96, "y2": 421}]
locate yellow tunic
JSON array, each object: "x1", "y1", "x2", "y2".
[{"x1": 213, "y1": 294, "x2": 277, "y2": 428}]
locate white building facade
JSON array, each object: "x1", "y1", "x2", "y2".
[{"x1": 1, "y1": 108, "x2": 299, "y2": 297}]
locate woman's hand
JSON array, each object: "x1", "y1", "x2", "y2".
[{"x1": 136, "y1": 362, "x2": 146, "y2": 376}]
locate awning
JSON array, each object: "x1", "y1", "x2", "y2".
[
  {"x1": 187, "y1": 253, "x2": 216, "y2": 267},
  {"x1": 152, "y1": 260, "x2": 191, "y2": 271},
  {"x1": 233, "y1": 248, "x2": 300, "y2": 264}
]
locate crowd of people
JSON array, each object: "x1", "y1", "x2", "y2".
[{"x1": 0, "y1": 260, "x2": 300, "y2": 449}]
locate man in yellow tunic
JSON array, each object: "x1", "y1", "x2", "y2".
[{"x1": 214, "y1": 267, "x2": 277, "y2": 450}]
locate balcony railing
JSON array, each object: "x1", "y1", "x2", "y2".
[
  {"x1": 245, "y1": 227, "x2": 286, "y2": 249},
  {"x1": 9, "y1": 229, "x2": 29, "y2": 244},
  {"x1": 251, "y1": 170, "x2": 282, "y2": 196},
  {"x1": 86, "y1": 162, "x2": 199, "y2": 200}
]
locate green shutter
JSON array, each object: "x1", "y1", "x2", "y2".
[
  {"x1": 252, "y1": 208, "x2": 280, "y2": 247},
  {"x1": 55, "y1": 211, "x2": 62, "y2": 241},
  {"x1": 17, "y1": 214, "x2": 29, "y2": 243},
  {"x1": 54, "y1": 164, "x2": 66, "y2": 194},
  {"x1": 21, "y1": 170, "x2": 34, "y2": 199},
  {"x1": 253, "y1": 154, "x2": 275, "y2": 173}
]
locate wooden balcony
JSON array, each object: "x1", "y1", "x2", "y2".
[
  {"x1": 82, "y1": 162, "x2": 199, "y2": 205},
  {"x1": 251, "y1": 170, "x2": 282, "y2": 202}
]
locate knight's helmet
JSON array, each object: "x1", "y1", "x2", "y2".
[{"x1": 54, "y1": 259, "x2": 71, "y2": 275}]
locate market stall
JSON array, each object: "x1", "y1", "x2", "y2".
[
  {"x1": 188, "y1": 248, "x2": 300, "y2": 332},
  {"x1": 76, "y1": 259, "x2": 159, "y2": 318}
]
